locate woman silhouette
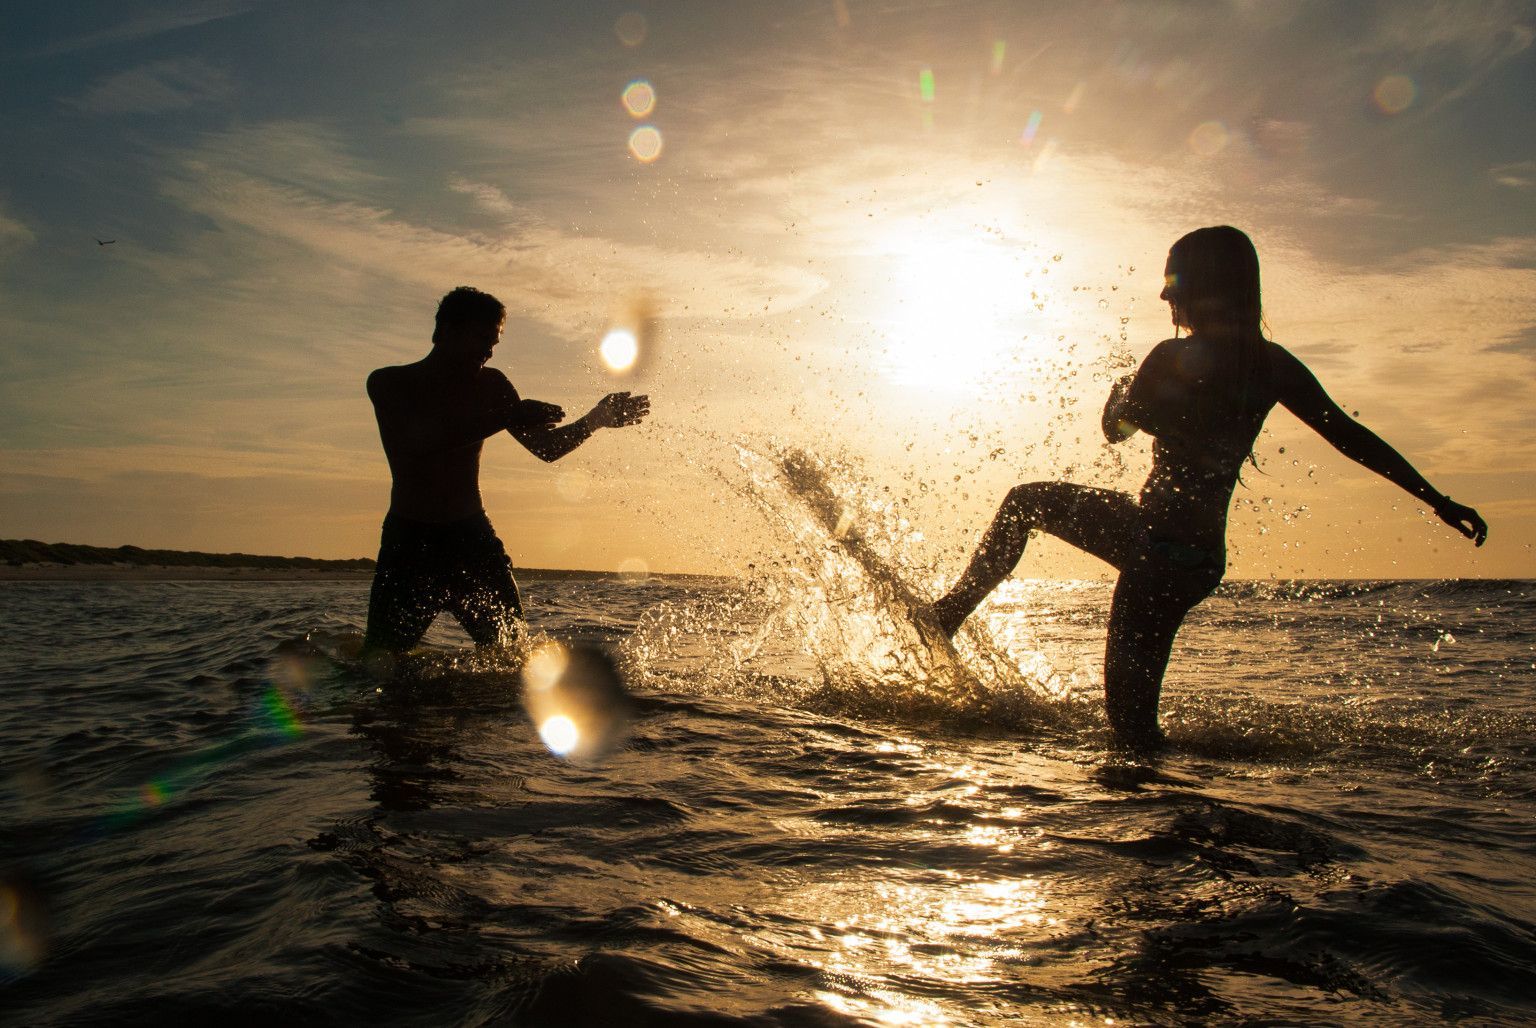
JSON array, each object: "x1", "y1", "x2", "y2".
[{"x1": 926, "y1": 226, "x2": 1487, "y2": 747}]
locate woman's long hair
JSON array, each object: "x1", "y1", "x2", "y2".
[{"x1": 1165, "y1": 225, "x2": 1270, "y2": 471}]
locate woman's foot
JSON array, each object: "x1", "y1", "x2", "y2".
[{"x1": 918, "y1": 598, "x2": 964, "y2": 640}]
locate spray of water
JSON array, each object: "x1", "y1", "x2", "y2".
[{"x1": 625, "y1": 442, "x2": 1096, "y2": 734}]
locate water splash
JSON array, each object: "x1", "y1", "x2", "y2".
[{"x1": 625, "y1": 443, "x2": 1087, "y2": 734}]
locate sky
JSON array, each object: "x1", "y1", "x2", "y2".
[{"x1": 1, "y1": 0, "x2": 1533, "y2": 578}]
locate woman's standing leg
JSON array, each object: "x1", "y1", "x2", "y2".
[
  {"x1": 929, "y1": 482, "x2": 1138, "y2": 636},
  {"x1": 1102, "y1": 562, "x2": 1219, "y2": 745}
]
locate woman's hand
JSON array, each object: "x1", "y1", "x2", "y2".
[
  {"x1": 1435, "y1": 497, "x2": 1488, "y2": 547},
  {"x1": 1102, "y1": 375, "x2": 1139, "y2": 442}
]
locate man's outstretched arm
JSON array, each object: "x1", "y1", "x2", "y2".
[
  {"x1": 368, "y1": 367, "x2": 564, "y2": 457},
  {"x1": 512, "y1": 391, "x2": 650, "y2": 463}
]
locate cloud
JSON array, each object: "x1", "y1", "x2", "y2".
[
  {"x1": 21, "y1": 2, "x2": 258, "y2": 59},
  {"x1": 448, "y1": 178, "x2": 542, "y2": 224},
  {"x1": 1492, "y1": 161, "x2": 1536, "y2": 188},
  {"x1": 64, "y1": 58, "x2": 231, "y2": 115},
  {"x1": 1363, "y1": 1, "x2": 1534, "y2": 60},
  {"x1": 0, "y1": 207, "x2": 35, "y2": 255},
  {"x1": 160, "y1": 122, "x2": 829, "y2": 342}
]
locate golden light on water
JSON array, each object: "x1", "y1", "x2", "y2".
[
  {"x1": 628, "y1": 125, "x2": 663, "y2": 162},
  {"x1": 600, "y1": 328, "x2": 639, "y2": 371},
  {"x1": 791, "y1": 871, "x2": 1062, "y2": 1024},
  {"x1": 622, "y1": 79, "x2": 656, "y2": 118}
]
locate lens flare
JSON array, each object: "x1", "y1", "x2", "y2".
[
  {"x1": 615, "y1": 11, "x2": 647, "y2": 47},
  {"x1": 618, "y1": 557, "x2": 650, "y2": 580},
  {"x1": 520, "y1": 642, "x2": 634, "y2": 763},
  {"x1": 622, "y1": 79, "x2": 656, "y2": 118},
  {"x1": 1063, "y1": 81, "x2": 1085, "y2": 114},
  {"x1": 598, "y1": 295, "x2": 657, "y2": 378},
  {"x1": 1373, "y1": 74, "x2": 1416, "y2": 115},
  {"x1": 555, "y1": 466, "x2": 592, "y2": 503},
  {"x1": 523, "y1": 642, "x2": 570, "y2": 693},
  {"x1": 600, "y1": 328, "x2": 639, "y2": 372},
  {"x1": 919, "y1": 68, "x2": 935, "y2": 102},
  {"x1": 0, "y1": 871, "x2": 50, "y2": 976},
  {"x1": 1021, "y1": 110, "x2": 1043, "y2": 145},
  {"x1": 538, "y1": 715, "x2": 579, "y2": 756},
  {"x1": 1189, "y1": 120, "x2": 1228, "y2": 156},
  {"x1": 991, "y1": 40, "x2": 1006, "y2": 75},
  {"x1": 628, "y1": 125, "x2": 663, "y2": 163},
  {"x1": 261, "y1": 685, "x2": 303, "y2": 739}
]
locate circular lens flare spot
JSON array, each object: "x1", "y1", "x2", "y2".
[
  {"x1": 600, "y1": 329, "x2": 639, "y2": 372},
  {"x1": 539, "y1": 715, "x2": 579, "y2": 756},
  {"x1": 523, "y1": 642, "x2": 570, "y2": 692},
  {"x1": 622, "y1": 80, "x2": 656, "y2": 118},
  {"x1": 628, "y1": 125, "x2": 663, "y2": 162},
  {"x1": 1188, "y1": 120, "x2": 1228, "y2": 156},
  {"x1": 615, "y1": 12, "x2": 647, "y2": 47},
  {"x1": 1373, "y1": 74, "x2": 1416, "y2": 114}
]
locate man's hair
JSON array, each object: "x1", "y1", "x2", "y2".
[{"x1": 433, "y1": 286, "x2": 506, "y2": 343}]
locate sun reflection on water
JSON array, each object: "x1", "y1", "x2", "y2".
[{"x1": 790, "y1": 873, "x2": 1062, "y2": 1022}]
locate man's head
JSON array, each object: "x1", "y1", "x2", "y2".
[{"x1": 433, "y1": 286, "x2": 507, "y2": 366}]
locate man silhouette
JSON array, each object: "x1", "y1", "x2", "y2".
[{"x1": 362, "y1": 286, "x2": 649, "y2": 659}]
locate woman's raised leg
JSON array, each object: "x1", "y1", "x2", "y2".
[{"x1": 929, "y1": 482, "x2": 1138, "y2": 636}]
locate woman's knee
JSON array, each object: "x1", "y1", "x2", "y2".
[{"x1": 1003, "y1": 481, "x2": 1053, "y2": 520}]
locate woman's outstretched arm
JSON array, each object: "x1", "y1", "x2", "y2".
[{"x1": 1274, "y1": 346, "x2": 1487, "y2": 545}]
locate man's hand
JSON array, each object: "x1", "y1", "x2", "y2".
[
  {"x1": 588, "y1": 392, "x2": 650, "y2": 429},
  {"x1": 512, "y1": 399, "x2": 564, "y2": 431},
  {"x1": 1435, "y1": 497, "x2": 1488, "y2": 547}
]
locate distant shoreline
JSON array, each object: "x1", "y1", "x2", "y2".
[
  {"x1": 0, "y1": 538, "x2": 722, "y2": 584},
  {"x1": 0, "y1": 564, "x2": 720, "y2": 584},
  {"x1": 0, "y1": 564, "x2": 375, "y2": 582}
]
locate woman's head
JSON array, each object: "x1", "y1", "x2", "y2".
[{"x1": 1160, "y1": 226, "x2": 1263, "y2": 338}]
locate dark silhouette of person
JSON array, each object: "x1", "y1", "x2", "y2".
[
  {"x1": 925, "y1": 226, "x2": 1487, "y2": 747},
  {"x1": 361, "y1": 286, "x2": 649, "y2": 659}
]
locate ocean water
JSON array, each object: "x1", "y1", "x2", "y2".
[{"x1": 3, "y1": 462, "x2": 1534, "y2": 1025}]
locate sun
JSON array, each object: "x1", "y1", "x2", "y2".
[{"x1": 876, "y1": 227, "x2": 1044, "y2": 389}]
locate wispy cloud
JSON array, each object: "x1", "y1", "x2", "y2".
[
  {"x1": 21, "y1": 2, "x2": 258, "y2": 59},
  {"x1": 64, "y1": 58, "x2": 231, "y2": 115},
  {"x1": 159, "y1": 122, "x2": 829, "y2": 342},
  {"x1": 0, "y1": 206, "x2": 35, "y2": 254},
  {"x1": 1492, "y1": 160, "x2": 1536, "y2": 188}
]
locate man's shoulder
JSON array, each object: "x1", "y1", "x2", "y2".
[
  {"x1": 367, "y1": 363, "x2": 428, "y2": 408},
  {"x1": 476, "y1": 365, "x2": 515, "y2": 387},
  {"x1": 368, "y1": 361, "x2": 425, "y2": 388}
]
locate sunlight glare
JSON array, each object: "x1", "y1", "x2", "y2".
[
  {"x1": 600, "y1": 328, "x2": 639, "y2": 371},
  {"x1": 878, "y1": 229, "x2": 1035, "y2": 390}
]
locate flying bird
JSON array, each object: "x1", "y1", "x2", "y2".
[{"x1": 96, "y1": 238, "x2": 115, "y2": 246}]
